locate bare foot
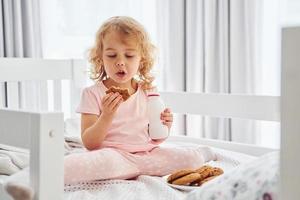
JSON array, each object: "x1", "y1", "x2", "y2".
[{"x1": 5, "y1": 182, "x2": 34, "y2": 200}]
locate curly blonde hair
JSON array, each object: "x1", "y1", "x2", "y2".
[{"x1": 89, "y1": 16, "x2": 156, "y2": 90}]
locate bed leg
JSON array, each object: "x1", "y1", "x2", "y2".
[
  {"x1": 30, "y1": 112, "x2": 64, "y2": 200},
  {"x1": 280, "y1": 26, "x2": 300, "y2": 200}
]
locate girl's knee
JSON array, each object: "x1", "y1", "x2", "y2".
[
  {"x1": 195, "y1": 146, "x2": 216, "y2": 162},
  {"x1": 173, "y1": 146, "x2": 216, "y2": 168}
]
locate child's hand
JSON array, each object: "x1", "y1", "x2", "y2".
[
  {"x1": 101, "y1": 92, "x2": 123, "y2": 117},
  {"x1": 160, "y1": 108, "x2": 173, "y2": 130}
]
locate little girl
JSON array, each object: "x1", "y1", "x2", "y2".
[{"x1": 64, "y1": 16, "x2": 215, "y2": 184}]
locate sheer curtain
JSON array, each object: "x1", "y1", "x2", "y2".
[
  {"x1": 156, "y1": 0, "x2": 281, "y2": 147},
  {"x1": 155, "y1": 0, "x2": 186, "y2": 135},
  {"x1": 185, "y1": 0, "x2": 232, "y2": 140},
  {"x1": 0, "y1": 0, "x2": 44, "y2": 110}
]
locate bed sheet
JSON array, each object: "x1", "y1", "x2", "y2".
[
  {"x1": 0, "y1": 143, "x2": 256, "y2": 200},
  {"x1": 63, "y1": 141, "x2": 256, "y2": 200}
]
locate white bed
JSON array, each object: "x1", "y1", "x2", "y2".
[{"x1": 0, "y1": 26, "x2": 299, "y2": 200}]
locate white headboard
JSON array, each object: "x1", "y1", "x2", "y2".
[{"x1": 0, "y1": 58, "x2": 87, "y2": 118}]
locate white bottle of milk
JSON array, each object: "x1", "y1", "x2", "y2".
[{"x1": 147, "y1": 93, "x2": 169, "y2": 139}]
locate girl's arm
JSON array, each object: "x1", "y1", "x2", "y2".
[
  {"x1": 80, "y1": 113, "x2": 113, "y2": 150},
  {"x1": 81, "y1": 92, "x2": 123, "y2": 150}
]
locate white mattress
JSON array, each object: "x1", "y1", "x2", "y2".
[{"x1": 63, "y1": 143, "x2": 256, "y2": 200}]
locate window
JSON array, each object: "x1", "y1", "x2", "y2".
[{"x1": 40, "y1": 0, "x2": 158, "y2": 59}]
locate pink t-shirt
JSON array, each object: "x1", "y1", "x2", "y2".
[{"x1": 76, "y1": 81, "x2": 159, "y2": 153}]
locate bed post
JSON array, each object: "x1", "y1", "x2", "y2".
[
  {"x1": 70, "y1": 59, "x2": 86, "y2": 119},
  {"x1": 30, "y1": 112, "x2": 64, "y2": 200},
  {"x1": 280, "y1": 26, "x2": 300, "y2": 199}
]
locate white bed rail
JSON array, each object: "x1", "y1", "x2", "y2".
[
  {"x1": 161, "y1": 92, "x2": 280, "y2": 122},
  {"x1": 0, "y1": 58, "x2": 85, "y2": 82},
  {"x1": 166, "y1": 135, "x2": 276, "y2": 157},
  {"x1": 0, "y1": 58, "x2": 86, "y2": 118},
  {"x1": 0, "y1": 108, "x2": 64, "y2": 200},
  {"x1": 0, "y1": 58, "x2": 281, "y2": 122}
]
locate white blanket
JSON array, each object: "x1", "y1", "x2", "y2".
[
  {"x1": 0, "y1": 145, "x2": 29, "y2": 176},
  {"x1": 0, "y1": 135, "x2": 82, "y2": 177},
  {"x1": 64, "y1": 175, "x2": 187, "y2": 200}
]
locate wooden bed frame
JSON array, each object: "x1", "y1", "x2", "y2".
[{"x1": 0, "y1": 26, "x2": 299, "y2": 200}]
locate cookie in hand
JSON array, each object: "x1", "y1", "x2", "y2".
[{"x1": 105, "y1": 86, "x2": 131, "y2": 101}]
